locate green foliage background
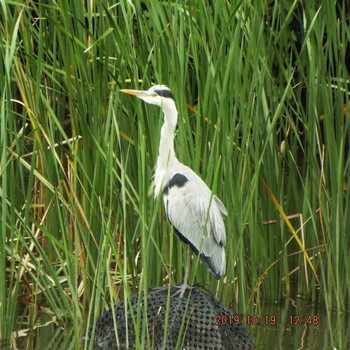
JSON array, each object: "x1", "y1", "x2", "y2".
[{"x1": 1, "y1": 0, "x2": 349, "y2": 348}]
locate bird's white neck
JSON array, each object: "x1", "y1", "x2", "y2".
[{"x1": 154, "y1": 100, "x2": 179, "y2": 196}]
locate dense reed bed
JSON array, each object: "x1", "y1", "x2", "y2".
[{"x1": 1, "y1": 1, "x2": 349, "y2": 348}]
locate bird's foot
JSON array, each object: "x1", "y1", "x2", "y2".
[{"x1": 172, "y1": 283, "x2": 191, "y2": 298}]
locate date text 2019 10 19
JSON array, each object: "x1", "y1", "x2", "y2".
[
  {"x1": 215, "y1": 315, "x2": 276, "y2": 326},
  {"x1": 215, "y1": 314, "x2": 319, "y2": 326}
]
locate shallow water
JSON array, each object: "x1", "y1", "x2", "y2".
[
  {"x1": 248, "y1": 301, "x2": 350, "y2": 349},
  {"x1": 3, "y1": 300, "x2": 350, "y2": 349}
]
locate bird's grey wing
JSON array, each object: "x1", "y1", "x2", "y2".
[
  {"x1": 214, "y1": 195, "x2": 228, "y2": 216},
  {"x1": 163, "y1": 174, "x2": 226, "y2": 277}
]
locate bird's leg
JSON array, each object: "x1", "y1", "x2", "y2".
[{"x1": 179, "y1": 246, "x2": 192, "y2": 297}]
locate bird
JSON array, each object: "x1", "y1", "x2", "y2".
[{"x1": 121, "y1": 84, "x2": 227, "y2": 296}]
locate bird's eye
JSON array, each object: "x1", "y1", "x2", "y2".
[{"x1": 151, "y1": 93, "x2": 157, "y2": 97}]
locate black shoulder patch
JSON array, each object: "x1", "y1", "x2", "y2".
[
  {"x1": 163, "y1": 173, "x2": 188, "y2": 195},
  {"x1": 154, "y1": 88, "x2": 174, "y2": 100}
]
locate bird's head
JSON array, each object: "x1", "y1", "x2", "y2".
[{"x1": 121, "y1": 84, "x2": 174, "y2": 107}]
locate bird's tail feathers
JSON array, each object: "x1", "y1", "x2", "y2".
[{"x1": 200, "y1": 248, "x2": 226, "y2": 279}]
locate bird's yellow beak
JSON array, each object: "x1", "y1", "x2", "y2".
[{"x1": 120, "y1": 89, "x2": 147, "y2": 97}]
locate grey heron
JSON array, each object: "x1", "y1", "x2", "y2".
[{"x1": 121, "y1": 85, "x2": 227, "y2": 296}]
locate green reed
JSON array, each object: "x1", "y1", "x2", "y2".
[{"x1": 1, "y1": 1, "x2": 349, "y2": 349}]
